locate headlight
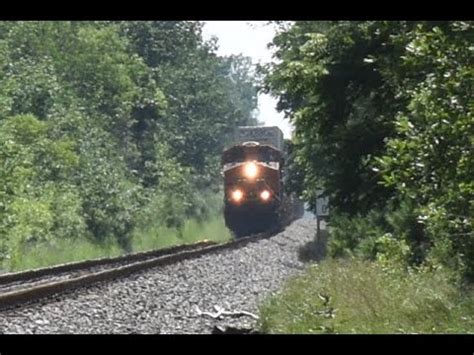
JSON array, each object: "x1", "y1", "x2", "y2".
[
  {"x1": 243, "y1": 162, "x2": 258, "y2": 179},
  {"x1": 231, "y1": 189, "x2": 244, "y2": 202},
  {"x1": 260, "y1": 190, "x2": 271, "y2": 201}
]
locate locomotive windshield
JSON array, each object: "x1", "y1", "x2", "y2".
[{"x1": 222, "y1": 145, "x2": 282, "y2": 165}]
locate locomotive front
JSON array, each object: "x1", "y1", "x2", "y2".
[{"x1": 222, "y1": 142, "x2": 283, "y2": 237}]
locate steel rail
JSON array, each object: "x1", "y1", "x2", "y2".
[{"x1": 0, "y1": 230, "x2": 274, "y2": 310}]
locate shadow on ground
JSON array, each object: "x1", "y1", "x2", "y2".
[{"x1": 298, "y1": 229, "x2": 328, "y2": 263}]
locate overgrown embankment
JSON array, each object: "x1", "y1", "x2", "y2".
[
  {"x1": 7, "y1": 208, "x2": 232, "y2": 273},
  {"x1": 259, "y1": 247, "x2": 474, "y2": 334},
  {"x1": 264, "y1": 21, "x2": 473, "y2": 281},
  {"x1": 0, "y1": 22, "x2": 257, "y2": 271},
  {"x1": 261, "y1": 21, "x2": 473, "y2": 332}
]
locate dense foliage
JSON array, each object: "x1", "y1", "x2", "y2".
[
  {"x1": 0, "y1": 21, "x2": 259, "y2": 268},
  {"x1": 264, "y1": 21, "x2": 473, "y2": 280}
]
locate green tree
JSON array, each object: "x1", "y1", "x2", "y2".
[
  {"x1": 264, "y1": 21, "x2": 414, "y2": 214},
  {"x1": 377, "y1": 22, "x2": 474, "y2": 279},
  {"x1": 122, "y1": 21, "x2": 259, "y2": 182},
  {"x1": 0, "y1": 21, "x2": 260, "y2": 268},
  {"x1": 0, "y1": 115, "x2": 86, "y2": 266},
  {"x1": 265, "y1": 20, "x2": 474, "y2": 279}
]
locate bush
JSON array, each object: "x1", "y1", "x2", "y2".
[
  {"x1": 327, "y1": 209, "x2": 386, "y2": 259},
  {"x1": 0, "y1": 115, "x2": 88, "y2": 267},
  {"x1": 327, "y1": 199, "x2": 426, "y2": 268}
]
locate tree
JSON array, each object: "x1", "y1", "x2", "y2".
[
  {"x1": 265, "y1": 20, "x2": 474, "y2": 279},
  {"x1": 0, "y1": 21, "x2": 261, "y2": 268},
  {"x1": 377, "y1": 22, "x2": 474, "y2": 279},
  {"x1": 121, "y1": 21, "x2": 259, "y2": 182},
  {"x1": 264, "y1": 21, "x2": 417, "y2": 214}
]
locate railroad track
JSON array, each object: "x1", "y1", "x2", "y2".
[{"x1": 0, "y1": 231, "x2": 274, "y2": 311}]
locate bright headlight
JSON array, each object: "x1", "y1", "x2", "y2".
[
  {"x1": 260, "y1": 190, "x2": 271, "y2": 201},
  {"x1": 243, "y1": 162, "x2": 258, "y2": 179},
  {"x1": 231, "y1": 189, "x2": 244, "y2": 202}
]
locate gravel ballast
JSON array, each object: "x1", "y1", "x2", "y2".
[{"x1": 0, "y1": 217, "x2": 317, "y2": 334}]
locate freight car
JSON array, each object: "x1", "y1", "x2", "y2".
[{"x1": 222, "y1": 126, "x2": 304, "y2": 237}]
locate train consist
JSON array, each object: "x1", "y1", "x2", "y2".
[{"x1": 222, "y1": 126, "x2": 304, "y2": 237}]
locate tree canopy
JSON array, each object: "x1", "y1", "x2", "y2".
[
  {"x1": 0, "y1": 21, "x2": 259, "y2": 267},
  {"x1": 264, "y1": 21, "x2": 474, "y2": 280}
]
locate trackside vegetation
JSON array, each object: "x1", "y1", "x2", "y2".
[
  {"x1": 0, "y1": 21, "x2": 256, "y2": 272},
  {"x1": 259, "y1": 258, "x2": 474, "y2": 334},
  {"x1": 11, "y1": 213, "x2": 232, "y2": 272},
  {"x1": 260, "y1": 21, "x2": 473, "y2": 333}
]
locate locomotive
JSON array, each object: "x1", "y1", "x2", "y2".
[{"x1": 222, "y1": 126, "x2": 303, "y2": 237}]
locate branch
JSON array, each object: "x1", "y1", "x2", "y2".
[{"x1": 195, "y1": 305, "x2": 259, "y2": 320}]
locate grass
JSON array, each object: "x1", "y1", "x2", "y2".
[
  {"x1": 259, "y1": 258, "x2": 474, "y2": 334},
  {"x1": 4, "y1": 238, "x2": 124, "y2": 272},
  {"x1": 4, "y1": 214, "x2": 232, "y2": 273},
  {"x1": 131, "y1": 214, "x2": 232, "y2": 252}
]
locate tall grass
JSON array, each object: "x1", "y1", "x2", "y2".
[
  {"x1": 3, "y1": 214, "x2": 232, "y2": 273},
  {"x1": 131, "y1": 214, "x2": 232, "y2": 252},
  {"x1": 3, "y1": 238, "x2": 123, "y2": 273},
  {"x1": 259, "y1": 258, "x2": 474, "y2": 334}
]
